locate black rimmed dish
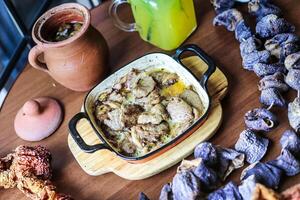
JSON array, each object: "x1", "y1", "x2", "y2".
[{"x1": 69, "y1": 44, "x2": 216, "y2": 163}]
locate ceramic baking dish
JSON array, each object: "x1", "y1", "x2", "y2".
[{"x1": 69, "y1": 44, "x2": 216, "y2": 163}]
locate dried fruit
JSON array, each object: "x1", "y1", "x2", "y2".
[
  {"x1": 288, "y1": 98, "x2": 300, "y2": 132},
  {"x1": 256, "y1": 14, "x2": 295, "y2": 38},
  {"x1": 280, "y1": 130, "x2": 300, "y2": 157},
  {"x1": 159, "y1": 184, "x2": 173, "y2": 200},
  {"x1": 248, "y1": 0, "x2": 281, "y2": 21},
  {"x1": 235, "y1": 20, "x2": 252, "y2": 42},
  {"x1": 234, "y1": 129, "x2": 269, "y2": 163},
  {"x1": 242, "y1": 50, "x2": 271, "y2": 71},
  {"x1": 241, "y1": 162, "x2": 282, "y2": 189},
  {"x1": 216, "y1": 147, "x2": 245, "y2": 180},
  {"x1": 139, "y1": 192, "x2": 150, "y2": 200},
  {"x1": 211, "y1": 0, "x2": 235, "y2": 14},
  {"x1": 259, "y1": 88, "x2": 286, "y2": 107},
  {"x1": 252, "y1": 183, "x2": 281, "y2": 200},
  {"x1": 194, "y1": 142, "x2": 218, "y2": 166},
  {"x1": 285, "y1": 69, "x2": 300, "y2": 91},
  {"x1": 207, "y1": 182, "x2": 242, "y2": 200},
  {"x1": 285, "y1": 51, "x2": 300, "y2": 70},
  {"x1": 193, "y1": 161, "x2": 220, "y2": 191},
  {"x1": 258, "y1": 72, "x2": 289, "y2": 92},
  {"x1": 213, "y1": 9, "x2": 243, "y2": 31},
  {"x1": 268, "y1": 149, "x2": 300, "y2": 176},
  {"x1": 240, "y1": 36, "x2": 262, "y2": 57},
  {"x1": 238, "y1": 175, "x2": 258, "y2": 200},
  {"x1": 253, "y1": 62, "x2": 285, "y2": 77},
  {"x1": 244, "y1": 108, "x2": 278, "y2": 132}
]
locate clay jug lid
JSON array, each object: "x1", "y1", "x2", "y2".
[{"x1": 14, "y1": 97, "x2": 63, "y2": 141}]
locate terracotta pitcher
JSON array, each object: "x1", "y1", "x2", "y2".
[{"x1": 29, "y1": 3, "x2": 109, "y2": 92}]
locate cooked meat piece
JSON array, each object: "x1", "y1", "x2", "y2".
[
  {"x1": 150, "y1": 103, "x2": 169, "y2": 121},
  {"x1": 180, "y1": 89, "x2": 204, "y2": 111},
  {"x1": 113, "y1": 75, "x2": 127, "y2": 90},
  {"x1": 132, "y1": 73, "x2": 156, "y2": 98},
  {"x1": 134, "y1": 89, "x2": 161, "y2": 109},
  {"x1": 138, "y1": 112, "x2": 163, "y2": 125},
  {"x1": 95, "y1": 104, "x2": 111, "y2": 121},
  {"x1": 131, "y1": 122, "x2": 169, "y2": 147},
  {"x1": 121, "y1": 139, "x2": 136, "y2": 155},
  {"x1": 103, "y1": 109, "x2": 124, "y2": 131},
  {"x1": 172, "y1": 122, "x2": 192, "y2": 135},
  {"x1": 97, "y1": 90, "x2": 110, "y2": 102},
  {"x1": 107, "y1": 90, "x2": 124, "y2": 103},
  {"x1": 150, "y1": 71, "x2": 179, "y2": 86},
  {"x1": 124, "y1": 69, "x2": 141, "y2": 89},
  {"x1": 166, "y1": 97, "x2": 194, "y2": 124},
  {"x1": 193, "y1": 107, "x2": 201, "y2": 121},
  {"x1": 103, "y1": 101, "x2": 121, "y2": 109},
  {"x1": 121, "y1": 104, "x2": 143, "y2": 127}
]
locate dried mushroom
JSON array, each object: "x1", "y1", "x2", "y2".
[
  {"x1": 253, "y1": 62, "x2": 285, "y2": 77},
  {"x1": 280, "y1": 130, "x2": 300, "y2": 157},
  {"x1": 139, "y1": 192, "x2": 150, "y2": 200},
  {"x1": 284, "y1": 51, "x2": 300, "y2": 70},
  {"x1": 285, "y1": 69, "x2": 300, "y2": 91},
  {"x1": 241, "y1": 162, "x2": 282, "y2": 189},
  {"x1": 258, "y1": 72, "x2": 289, "y2": 92},
  {"x1": 259, "y1": 88, "x2": 286, "y2": 107},
  {"x1": 210, "y1": 0, "x2": 235, "y2": 14},
  {"x1": 244, "y1": 108, "x2": 278, "y2": 132},
  {"x1": 235, "y1": 20, "x2": 252, "y2": 42},
  {"x1": 194, "y1": 142, "x2": 218, "y2": 166},
  {"x1": 288, "y1": 98, "x2": 300, "y2": 132},
  {"x1": 240, "y1": 36, "x2": 262, "y2": 57},
  {"x1": 234, "y1": 129, "x2": 269, "y2": 164},
  {"x1": 252, "y1": 183, "x2": 281, "y2": 200},
  {"x1": 256, "y1": 14, "x2": 295, "y2": 39},
  {"x1": 207, "y1": 182, "x2": 242, "y2": 200},
  {"x1": 248, "y1": 0, "x2": 281, "y2": 21},
  {"x1": 193, "y1": 161, "x2": 220, "y2": 191},
  {"x1": 216, "y1": 147, "x2": 245, "y2": 180},
  {"x1": 268, "y1": 149, "x2": 300, "y2": 176},
  {"x1": 281, "y1": 184, "x2": 300, "y2": 200},
  {"x1": 213, "y1": 9, "x2": 243, "y2": 31}
]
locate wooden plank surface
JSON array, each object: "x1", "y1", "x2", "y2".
[
  {"x1": 0, "y1": 0, "x2": 300, "y2": 199},
  {"x1": 68, "y1": 56, "x2": 228, "y2": 180}
]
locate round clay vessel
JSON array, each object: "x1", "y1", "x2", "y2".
[
  {"x1": 14, "y1": 97, "x2": 63, "y2": 141},
  {"x1": 28, "y1": 3, "x2": 109, "y2": 91}
]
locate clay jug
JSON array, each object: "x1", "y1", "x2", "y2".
[{"x1": 29, "y1": 3, "x2": 109, "y2": 92}]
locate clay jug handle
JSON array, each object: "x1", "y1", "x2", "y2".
[{"x1": 28, "y1": 45, "x2": 49, "y2": 73}]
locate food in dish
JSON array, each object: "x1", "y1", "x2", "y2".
[
  {"x1": 0, "y1": 145, "x2": 71, "y2": 200},
  {"x1": 93, "y1": 68, "x2": 205, "y2": 157},
  {"x1": 53, "y1": 21, "x2": 82, "y2": 42}
]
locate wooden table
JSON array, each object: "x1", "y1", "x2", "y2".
[{"x1": 1, "y1": 0, "x2": 300, "y2": 199}]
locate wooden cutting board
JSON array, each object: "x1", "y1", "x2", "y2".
[{"x1": 68, "y1": 56, "x2": 228, "y2": 180}]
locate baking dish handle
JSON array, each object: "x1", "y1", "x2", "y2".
[
  {"x1": 69, "y1": 112, "x2": 110, "y2": 153},
  {"x1": 173, "y1": 44, "x2": 216, "y2": 90}
]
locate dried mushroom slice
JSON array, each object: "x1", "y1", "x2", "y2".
[
  {"x1": 248, "y1": 0, "x2": 281, "y2": 21},
  {"x1": 194, "y1": 142, "x2": 218, "y2": 166},
  {"x1": 242, "y1": 50, "x2": 271, "y2": 71},
  {"x1": 281, "y1": 183, "x2": 300, "y2": 200},
  {"x1": 253, "y1": 62, "x2": 285, "y2": 77},
  {"x1": 288, "y1": 98, "x2": 300, "y2": 132},
  {"x1": 260, "y1": 88, "x2": 286, "y2": 107},
  {"x1": 216, "y1": 147, "x2": 245, "y2": 180},
  {"x1": 238, "y1": 175, "x2": 258, "y2": 200},
  {"x1": 234, "y1": 130, "x2": 269, "y2": 164},
  {"x1": 280, "y1": 130, "x2": 300, "y2": 156},
  {"x1": 213, "y1": 9, "x2": 243, "y2": 31},
  {"x1": 159, "y1": 183, "x2": 173, "y2": 200},
  {"x1": 244, "y1": 108, "x2": 278, "y2": 132},
  {"x1": 258, "y1": 72, "x2": 289, "y2": 92},
  {"x1": 252, "y1": 183, "x2": 281, "y2": 200},
  {"x1": 193, "y1": 161, "x2": 220, "y2": 191},
  {"x1": 285, "y1": 69, "x2": 300, "y2": 91},
  {"x1": 285, "y1": 51, "x2": 300, "y2": 70},
  {"x1": 268, "y1": 149, "x2": 300, "y2": 176},
  {"x1": 171, "y1": 171, "x2": 202, "y2": 200},
  {"x1": 241, "y1": 162, "x2": 282, "y2": 189},
  {"x1": 207, "y1": 182, "x2": 242, "y2": 200},
  {"x1": 256, "y1": 14, "x2": 295, "y2": 38},
  {"x1": 235, "y1": 20, "x2": 252, "y2": 43},
  {"x1": 210, "y1": 0, "x2": 235, "y2": 14}
]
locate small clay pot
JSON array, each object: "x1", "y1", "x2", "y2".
[{"x1": 29, "y1": 3, "x2": 109, "y2": 91}]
